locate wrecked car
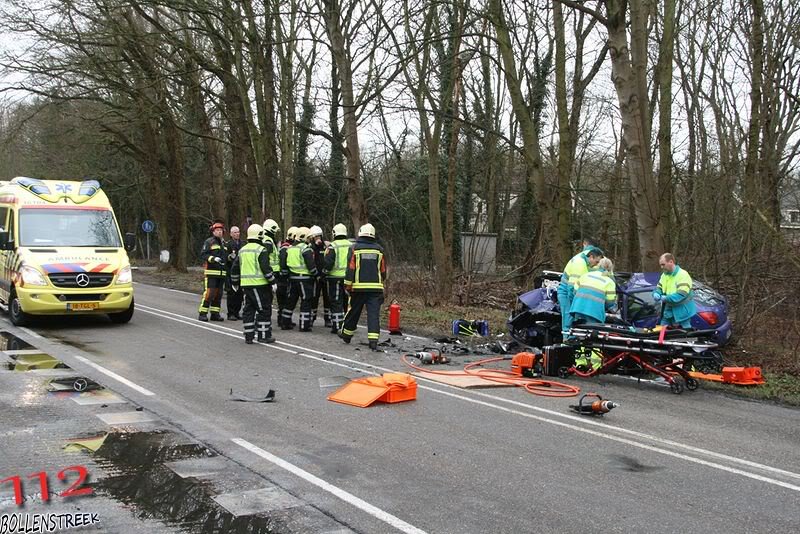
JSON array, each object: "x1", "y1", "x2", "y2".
[{"x1": 508, "y1": 270, "x2": 732, "y2": 348}]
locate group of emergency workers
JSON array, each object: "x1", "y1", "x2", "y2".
[
  {"x1": 558, "y1": 239, "x2": 697, "y2": 368},
  {"x1": 198, "y1": 219, "x2": 387, "y2": 349}
]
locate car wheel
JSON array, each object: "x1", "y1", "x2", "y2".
[
  {"x1": 108, "y1": 299, "x2": 134, "y2": 324},
  {"x1": 9, "y1": 290, "x2": 30, "y2": 327}
]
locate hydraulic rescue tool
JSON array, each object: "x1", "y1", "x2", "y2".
[
  {"x1": 409, "y1": 349, "x2": 450, "y2": 365},
  {"x1": 569, "y1": 393, "x2": 618, "y2": 416}
]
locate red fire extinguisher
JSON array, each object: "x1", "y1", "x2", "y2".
[{"x1": 388, "y1": 301, "x2": 402, "y2": 335}]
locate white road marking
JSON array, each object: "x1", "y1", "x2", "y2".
[
  {"x1": 19, "y1": 326, "x2": 43, "y2": 339},
  {"x1": 72, "y1": 355, "x2": 155, "y2": 396},
  {"x1": 137, "y1": 302, "x2": 800, "y2": 491},
  {"x1": 232, "y1": 438, "x2": 428, "y2": 534}
]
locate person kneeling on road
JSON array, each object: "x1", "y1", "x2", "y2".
[{"x1": 232, "y1": 224, "x2": 277, "y2": 344}]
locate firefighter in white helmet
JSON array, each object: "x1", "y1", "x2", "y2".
[
  {"x1": 230, "y1": 224, "x2": 276, "y2": 344},
  {"x1": 306, "y1": 225, "x2": 331, "y2": 328},
  {"x1": 340, "y1": 223, "x2": 386, "y2": 350},
  {"x1": 276, "y1": 226, "x2": 297, "y2": 328},
  {"x1": 280, "y1": 226, "x2": 317, "y2": 331},
  {"x1": 324, "y1": 223, "x2": 353, "y2": 334}
]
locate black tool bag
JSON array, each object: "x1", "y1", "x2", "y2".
[{"x1": 542, "y1": 344, "x2": 576, "y2": 377}]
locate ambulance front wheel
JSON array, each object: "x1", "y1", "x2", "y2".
[
  {"x1": 109, "y1": 299, "x2": 134, "y2": 324},
  {"x1": 9, "y1": 289, "x2": 30, "y2": 327}
]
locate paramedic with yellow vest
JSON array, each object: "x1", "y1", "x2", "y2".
[
  {"x1": 232, "y1": 224, "x2": 276, "y2": 344},
  {"x1": 324, "y1": 223, "x2": 353, "y2": 334},
  {"x1": 198, "y1": 221, "x2": 228, "y2": 322},
  {"x1": 653, "y1": 253, "x2": 697, "y2": 329},
  {"x1": 339, "y1": 223, "x2": 386, "y2": 351},
  {"x1": 557, "y1": 246, "x2": 603, "y2": 335}
]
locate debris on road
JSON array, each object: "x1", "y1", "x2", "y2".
[{"x1": 229, "y1": 388, "x2": 276, "y2": 402}]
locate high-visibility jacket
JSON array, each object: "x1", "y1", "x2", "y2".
[
  {"x1": 570, "y1": 270, "x2": 617, "y2": 323},
  {"x1": 200, "y1": 236, "x2": 227, "y2": 277},
  {"x1": 285, "y1": 243, "x2": 316, "y2": 278},
  {"x1": 560, "y1": 252, "x2": 590, "y2": 290},
  {"x1": 345, "y1": 238, "x2": 386, "y2": 292},
  {"x1": 324, "y1": 239, "x2": 353, "y2": 279},
  {"x1": 261, "y1": 235, "x2": 280, "y2": 273},
  {"x1": 237, "y1": 241, "x2": 273, "y2": 287},
  {"x1": 655, "y1": 266, "x2": 697, "y2": 324}
]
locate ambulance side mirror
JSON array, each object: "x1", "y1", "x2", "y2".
[
  {"x1": 0, "y1": 231, "x2": 14, "y2": 251},
  {"x1": 124, "y1": 232, "x2": 136, "y2": 253}
]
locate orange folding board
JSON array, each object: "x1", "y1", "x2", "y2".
[{"x1": 327, "y1": 381, "x2": 389, "y2": 407}]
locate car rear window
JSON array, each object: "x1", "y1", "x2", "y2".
[{"x1": 693, "y1": 282, "x2": 725, "y2": 306}]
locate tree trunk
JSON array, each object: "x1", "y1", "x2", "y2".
[
  {"x1": 655, "y1": 0, "x2": 677, "y2": 249},
  {"x1": 606, "y1": 0, "x2": 664, "y2": 270},
  {"x1": 324, "y1": 0, "x2": 368, "y2": 230}
]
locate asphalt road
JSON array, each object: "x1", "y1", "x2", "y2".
[{"x1": 6, "y1": 281, "x2": 800, "y2": 533}]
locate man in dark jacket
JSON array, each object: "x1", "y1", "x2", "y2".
[
  {"x1": 224, "y1": 225, "x2": 244, "y2": 320},
  {"x1": 339, "y1": 223, "x2": 386, "y2": 351},
  {"x1": 307, "y1": 225, "x2": 331, "y2": 328},
  {"x1": 198, "y1": 220, "x2": 227, "y2": 322},
  {"x1": 276, "y1": 226, "x2": 296, "y2": 329}
]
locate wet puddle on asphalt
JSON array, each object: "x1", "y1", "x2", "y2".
[{"x1": 91, "y1": 432, "x2": 277, "y2": 533}]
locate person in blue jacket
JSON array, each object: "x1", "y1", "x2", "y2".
[
  {"x1": 653, "y1": 253, "x2": 697, "y2": 329},
  {"x1": 557, "y1": 244, "x2": 603, "y2": 336}
]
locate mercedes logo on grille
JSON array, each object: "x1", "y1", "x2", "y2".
[{"x1": 75, "y1": 273, "x2": 90, "y2": 287}]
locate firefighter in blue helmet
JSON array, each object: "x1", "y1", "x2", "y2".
[
  {"x1": 557, "y1": 245, "x2": 603, "y2": 336},
  {"x1": 339, "y1": 223, "x2": 386, "y2": 351},
  {"x1": 653, "y1": 253, "x2": 697, "y2": 329},
  {"x1": 198, "y1": 221, "x2": 228, "y2": 322},
  {"x1": 232, "y1": 224, "x2": 276, "y2": 344}
]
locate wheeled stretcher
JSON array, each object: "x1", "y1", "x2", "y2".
[{"x1": 564, "y1": 323, "x2": 724, "y2": 394}]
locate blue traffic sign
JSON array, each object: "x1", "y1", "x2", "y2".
[{"x1": 141, "y1": 220, "x2": 156, "y2": 233}]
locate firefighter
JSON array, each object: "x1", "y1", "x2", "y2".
[
  {"x1": 232, "y1": 224, "x2": 276, "y2": 344},
  {"x1": 340, "y1": 223, "x2": 386, "y2": 351},
  {"x1": 653, "y1": 253, "x2": 697, "y2": 329},
  {"x1": 281, "y1": 226, "x2": 317, "y2": 331},
  {"x1": 224, "y1": 226, "x2": 244, "y2": 320},
  {"x1": 260, "y1": 218, "x2": 282, "y2": 322},
  {"x1": 324, "y1": 223, "x2": 352, "y2": 334},
  {"x1": 307, "y1": 225, "x2": 331, "y2": 328},
  {"x1": 276, "y1": 226, "x2": 297, "y2": 329},
  {"x1": 557, "y1": 246, "x2": 603, "y2": 336},
  {"x1": 198, "y1": 220, "x2": 228, "y2": 322}
]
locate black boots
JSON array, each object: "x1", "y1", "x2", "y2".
[
  {"x1": 198, "y1": 313, "x2": 208, "y2": 322},
  {"x1": 368, "y1": 340, "x2": 378, "y2": 351},
  {"x1": 210, "y1": 313, "x2": 225, "y2": 322}
]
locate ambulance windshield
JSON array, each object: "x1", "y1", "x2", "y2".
[{"x1": 19, "y1": 208, "x2": 122, "y2": 247}]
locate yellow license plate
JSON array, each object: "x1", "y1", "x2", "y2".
[{"x1": 68, "y1": 302, "x2": 99, "y2": 311}]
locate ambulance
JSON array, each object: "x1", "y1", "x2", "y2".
[{"x1": 0, "y1": 177, "x2": 135, "y2": 326}]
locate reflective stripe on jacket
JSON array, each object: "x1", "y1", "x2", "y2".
[
  {"x1": 345, "y1": 238, "x2": 386, "y2": 292},
  {"x1": 570, "y1": 270, "x2": 617, "y2": 323},
  {"x1": 262, "y1": 236, "x2": 280, "y2": 272}
]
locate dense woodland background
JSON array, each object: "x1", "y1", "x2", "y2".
[{"x1": 0, "y1": 0, "x2": 799, "y2": 346}]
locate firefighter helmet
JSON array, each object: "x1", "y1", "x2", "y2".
[
  {"x1": 286, "y1": 226, "x2": 298, "y2": 241},
  {"x1": 358, "y1": 223, "x2": 376, "y2": 238},
  {"x1": 295, "y1": 226, "x2": 310, "y2": 243},
  {"x1": 308, "y1": 225, "x2": 323, "y2": 238},
  {"x1": 247, "y1": 224, "x2": 264, "y2": 240},
  {"x1": 263, "y1": 218, "x2": 280, "y2": 235},
  {"x1": 210, "y1": 221, "x2": 225, "y2": 232},
  {"x1": 332, "y1": 223, "x2": 348, "y2": 237}
]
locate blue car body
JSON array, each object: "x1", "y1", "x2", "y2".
[{"x1": 509, "y1": 271, "x2": 732, "y2": 347}]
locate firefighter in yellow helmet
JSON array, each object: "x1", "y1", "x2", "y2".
[
  {"x1": 340, "y1": 223, "x2": 386, "y2": 351},
  {"x1": 324, "y1": 223, "x2": 353, "y2": 334},
  {"x1": 231, "y1": 224, "x2": 276, "y2": 344},
  {"x1": 279, "y1": 226, "x2": 317, "y2": 331},
  {"x1": 198, "y1": 220, "x2": 228, "y2": 322}
]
